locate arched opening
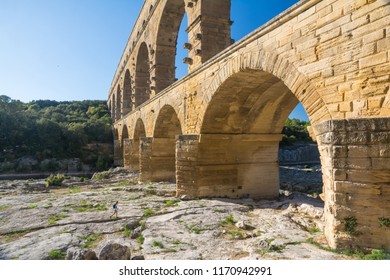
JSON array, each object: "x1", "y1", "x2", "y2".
[
  {"x1": 199, "y1": 70, "x2": 322, "y2": 199},
  {"x1": 123, "y1": 69, "x2": 133, "y2": 115},
  {"x1": 279, "y1": 104, "x2": 322, "y2": 197},
  {"x1": 146, "y1": 105, "x2": 182, "y2": 182},
  {"x1": 155, "y1": 0, "x2": 186, "y2": 93},
  {"x1": 121, "y1": 125, "x2": 130, "y2": 168},
  {"x1": 175, "y1": 13, "x2": 188, "y2": 81},
  {"x1": 135, "y1": 42, "x2": 150, "y2": 107},
  {"x1": 154, "y1": 105, "x2": 182, "y2": 138},
  {"x1": 116, "y1": 85, "x2": 122, "y2": 120},
  {"x1": 130, "y1": 118, "x2": 146, "y2": 171}
]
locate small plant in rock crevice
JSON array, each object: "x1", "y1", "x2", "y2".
[
  {"x1": 307, "y1": 226, "x2": 321, "y2": 234},
  {"x1": 0, "y1": 205, "x2": 10, "y2": 211},
  {"x1": 188, "y1": 225, "x2": 204, "y2": 234},
  {"x1": 164, "y1": 200, "x2": 178, "y2": 207},
  {"x1": 225, "y1": 214, "x2": 236, "y2": 225},
  {"x1": 342, "y1": 216, "x2": 359, "y2": 236},
  {"x1": 152, "y1": 240, "x2": 164, "y2": 249},
  {"x1": 143, "y1": 208, "x2": 154, "y2": 216},
  {"x1": 48, "y1": 214, "x2": 68, "y2": 225},
  {"x1": 81, "y1": 234, "x2": 102, "y2": 249},
  {"x1": 378, "y1": 217, "x2": 390, "y2": 227},
  {"x1": 123, "y1": 225, "x2": 132, "y2": 237},
  {"x1": 137, "y1": 234, "x2": 145, "y2": 245},
  {"x1": 48, "y1": 249, "x2": 66, "y2": 260}
]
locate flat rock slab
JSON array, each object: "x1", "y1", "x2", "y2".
[{"x1": 0, "y1": 168, "x2": 351, "y2": 260}]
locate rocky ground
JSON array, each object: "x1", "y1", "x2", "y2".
[{"x1": 0, "y1": 167, "x2": 354, "y2": 260}]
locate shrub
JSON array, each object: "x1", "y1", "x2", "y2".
[
  {"x1": 152, "y1": 241, "x2": 164, "y2": 249},
  {"x1": 364, "y1": 249, "x2": 390, "y2": 260},
  {"x1": 225, "y1": 214, "x2": 236, "y2": 225},
  {"x1": 48, "y1": 214, "x2": 67, "y2": 225},
  {"x1": 81, "y1": 234, "x2": 102, "y2": 249},
  {"x1": 143, "y1": 209, "x2": 154, "y2": 216},
  {"x1": 137, "y1": 234, "x2": 145, "y2": 245},
  {"x1": 45, "y1": 174, "x2": 65, "y2": 187},
  {"x1": 48, "y1": 250, "x2": 66, "y2": 260},
  {"x1": 92, "y1": 171, "x2": 110, "y2": 180},
  {"x1": 123, "y1": 225, "x2": 132, "y2": 237}
]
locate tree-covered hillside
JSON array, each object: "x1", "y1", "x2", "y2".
[
  {"x1": 0, "y1": 95, "x2": 312, "y2": 173},
  {"x1": 0, "y1": 95, "x2": 113, "y2": 172}
]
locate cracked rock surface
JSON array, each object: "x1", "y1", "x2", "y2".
[{"x1": 0, "y1": 168, "x2": 351, "y2": 260}]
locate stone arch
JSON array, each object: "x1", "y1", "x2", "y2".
[
  {"x1": 133, "y1": 118, "x2": 146, "y2": 140},
  {"x1": 198, "y1": 50, "x2": 332, "y2": 132},
  {"x1": 153, "y1": 105, "x2": 182, "y2": 138},
  {"x1": 123, "y1": 69, "x2": 133, "y2": 115},
  {"x1": 201, "y1": 70, "x2": 299, "y2": 135},
  {"x1": 130, "y1": 118, "x2": 147, "y2": 171},
  {"x1": 116, "y1": 85, "x2": 122, "y2": 120},
  {"x1": 154, "y1": 0, "x2": 187, "y2": 93},
  {"x1": 140, "y1": 105, "x2": 182, "y2": 182},
  {"x1": 154, "y1": 0, "x2": 231, "y2": 92},
  {"x1": 121, "y1": 125, "x2": 129, "y2": 143},
  {"x1": 135, "y1": 42, "x2": 151, "y2": 107},
  {"x1": 192, "y1": 49, "x2": 332, "y2": 199}
]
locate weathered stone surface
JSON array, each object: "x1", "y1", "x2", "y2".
[
  {"x1": 98, "y1": 241, "x2": 131, "y2": 260},
  {"x1": 0, "y1": 169, "x2": 358, "y2": 260},
  {"x1": 314, "y1": 118, "x2": 390, "y2": 250},
  {"x1": 130, "y1": 227, "x2": 142, "y2": 239}
]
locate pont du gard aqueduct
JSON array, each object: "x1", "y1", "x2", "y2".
[{"x1": 107, "y1": 0, "x2": 390, "y2": 251}]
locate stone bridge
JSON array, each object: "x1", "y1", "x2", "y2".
[{"x1": 108, "y1": 0, "x2": 390, "y2": 251}]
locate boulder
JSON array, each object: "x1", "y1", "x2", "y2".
[
  {"x1": 66, "y1": 247, "x2": 98, "y2": 260},
  {"x1": 98, "y1": 242, "x2": 131, "y2": 260},
  {"x1": 84, "y1": 250, "x2": 98, "y2": 260}
]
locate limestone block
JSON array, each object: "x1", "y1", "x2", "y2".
[
  {"x1": 363, "y1": 28, "x2": 386, "y2": 45},
  {"x1": 315, "y1": 14, "x2": 351, "y2": 36}
]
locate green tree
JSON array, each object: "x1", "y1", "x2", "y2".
[{"x1": 281, "y1": 118, "x2": 312, "y2": 146}]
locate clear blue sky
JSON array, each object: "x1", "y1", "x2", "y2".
[{"x1": 1, "y1": 0, "x2": 308, "y2": 121}]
